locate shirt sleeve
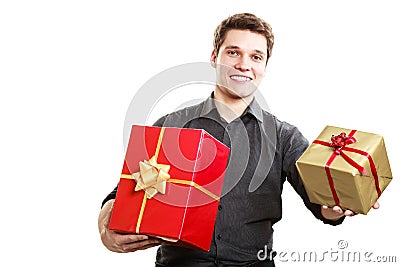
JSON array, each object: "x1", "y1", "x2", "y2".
[
  {"x1": 281, "y1": 123, "x2": 344, "y2": 226},
  {"x1": 101, "y1": 186, "x2": 118, "y2": 208}
]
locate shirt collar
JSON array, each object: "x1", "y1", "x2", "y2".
[
  {"x1": 199, "y1": 92, "x2": 264, "y2": 123},
  {"x1": 244, "y1": 97, "x2": 263, "y2": 122},
  {"x1": 199, "y1": 93, "x2": 217, "y2": 118}
]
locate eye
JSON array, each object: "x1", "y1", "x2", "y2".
[
  {"x1": 253, "y1": 55, "x2": 264, "y2": 62},
  {"x1": 227, "y1": 50, "x2": 239, "y2": 56}
]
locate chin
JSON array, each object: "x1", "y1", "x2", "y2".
[
  {"x1": 228, "y1": 90, "x2": 256, "y2": 100},
  {"x1": 216, "y1": 84, "x2": 256, "y2": 100},
  {"x1": 229, "y1": 87, "x2": 256, "y2": 98}
]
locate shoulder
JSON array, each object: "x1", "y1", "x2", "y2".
[
  {"x1": 260, "y1": 109, "x2": 309, "y2": 147},
  {"x1": 153, "y1": 100, "x2": 206, "y2": 128}
]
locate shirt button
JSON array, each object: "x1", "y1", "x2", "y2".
[
  {"x1": 227, "y1": 125, "x2": 231, "y2": 130},
  {"x1": 218, "y1": 205, "x2": 222, "y2": 210},
  {"x1": 217, "y1": 234, "x2": 221, "y2": 240}
]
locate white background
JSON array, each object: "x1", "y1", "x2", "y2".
[{"x1": 1, "y1": 0, "x2": 399, "y2": 266}]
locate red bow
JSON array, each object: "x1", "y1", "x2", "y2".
[{"x1": 329, "y1": 132, "x2": 356, "y2": 154}]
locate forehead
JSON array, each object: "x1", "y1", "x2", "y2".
[{"x1": 221, "y1": 29, "x2": 268, "y2": 53}]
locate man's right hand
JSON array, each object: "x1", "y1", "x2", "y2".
[{"x1": 98, "y1": 199, "x2": 162, "y2": 253}]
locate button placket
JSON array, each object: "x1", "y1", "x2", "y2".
[{"x1": 222, "y1": 124, "x2": 231, "y2": 147}]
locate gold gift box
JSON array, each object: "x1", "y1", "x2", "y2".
[{"x1": 296, "y1": 126, "x2": 392, "y2": 214}]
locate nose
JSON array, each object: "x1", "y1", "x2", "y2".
[{"x1": 234, "y1": 55, "x2": 251, "y2": 71}]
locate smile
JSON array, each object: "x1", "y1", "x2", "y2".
[{"x1": 230, "y1": 75, "x2": 252, "y2": 82}]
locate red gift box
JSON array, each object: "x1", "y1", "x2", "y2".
[{"x1": 109, "y1": 125, "x2": 230, "y2": 251}]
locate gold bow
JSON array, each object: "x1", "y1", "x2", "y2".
[{"x1": 132, "y1": 155, "x2": 171, "y2": 199}]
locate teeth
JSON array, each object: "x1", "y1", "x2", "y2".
[{"x1": 230, "y1": 75, "x2": 251, "y2": 81}]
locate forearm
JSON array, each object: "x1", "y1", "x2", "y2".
[{"x1": 98, "y1": 199, "x2": 114, "y2": 235}]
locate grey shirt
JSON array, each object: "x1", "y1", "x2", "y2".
[{"x1": 102, "y1": 94, "x2": 344, "y2": 266}]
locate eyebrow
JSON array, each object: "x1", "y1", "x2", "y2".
[{"x1": 224, "y1": 45, "x2": 266, "y2": 55}]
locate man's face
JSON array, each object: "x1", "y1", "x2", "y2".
[{"x1": 211, "y1": 29, "x2": 268, "y2": 100}]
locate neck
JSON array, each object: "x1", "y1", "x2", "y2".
[{"x1": 213, "y1": 88, "x2": 254, "y2": 123}]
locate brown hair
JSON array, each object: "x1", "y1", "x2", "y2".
[{"x1": 213, "y1": 13, "x2": 274, "y2": 63}]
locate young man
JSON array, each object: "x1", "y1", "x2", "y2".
[{"x1": 98, "y1": 13, "x2": 378, "y2": 266}]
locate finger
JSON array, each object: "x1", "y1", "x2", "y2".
[
  {"x1": 113, "y1": 233, "x2": 150, "y2": 245},
  {"x1": 332, "y1": 206, "x2": 344, "y2": 214},
  {"x1": 344, "y1": 210, "x2": 355, "y2": 216},
  {"x1": 127, "y1": 234, "x2": 151, "y2": 243},
  {"x1": 134, "y1": 242, "x2": 162, "y2": 251},
  {"x1": 372, "y1": 201, "x2": 380, "y2": 209},
  {"x1": 120, "y1": 238, "x2": 162, "y2": 252}
]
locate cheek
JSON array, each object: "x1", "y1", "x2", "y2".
[
  {"x1": 216, "y1": 63, "x2": 232, "y2": 77},
  {"x1": 218, "y1": 55, "x2": 235, "y2": 66},
  {"x1": 255, "y1": 66, "x2": 266, "y2": 79}
]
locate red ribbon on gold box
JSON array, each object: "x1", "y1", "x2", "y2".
[{"x1": 296, "y1": 126, "x2": 392, "y2": 214}]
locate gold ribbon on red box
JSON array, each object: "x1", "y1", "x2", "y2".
[{"x1": 120, "y1": 127, "x2": 219, "y2": 233}]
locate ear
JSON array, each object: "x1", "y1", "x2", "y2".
[{"x1": 210, "y1": 50, "x2": 217, "y2": 68}]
